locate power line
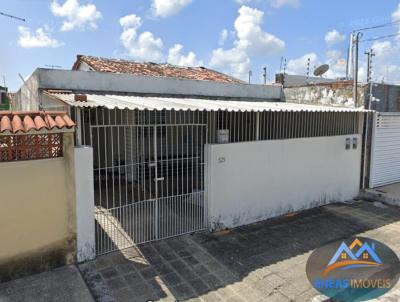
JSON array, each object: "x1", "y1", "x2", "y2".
[
  {"x1": 360, "y1": 32, "x2": 400, "y2": 43},
  {"x1": 352, "y1": 19, "x2": 400, "y2": 32},
  {"x1": 0, "y1": 11, "x2": 25, "y2": 22}
]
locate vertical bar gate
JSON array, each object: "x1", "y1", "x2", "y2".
[{"x1": 92, "y1": 122, "x2": 207, "y2": 255}]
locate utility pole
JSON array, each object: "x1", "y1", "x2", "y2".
[
  {"x1": 0, "y1": 11, "x2": 25, "y2": 22},
  {"x1": 248, "y1": 70, "x2": 252, "y2": 85},
  {"x1": 365, "y1": 49, "x2": 375, "y2": 109},
  {"x1": 352, "y1": 32, "x2": 363, "y2": 107},
  {"x1": 346, "y1": 33, "x2": 353, "y2": 79},
  {"x1": 262, "y1": 66, "x2": 267, "y2": 85}
]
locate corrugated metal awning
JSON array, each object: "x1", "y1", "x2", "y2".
[{"x1": 46, "y1": 91, "x2": 370, "y2": 113}]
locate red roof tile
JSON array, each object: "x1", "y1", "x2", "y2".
[
  {"x1": 72, "y1": 55, "x2": 245, "y2": 84},
  {"x1": 0, "y1": 111, "x2": 75, "y2": 134}
]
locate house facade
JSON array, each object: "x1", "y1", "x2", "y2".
[{"x1": 13, "y1": 57, "x2": 369, "y2": 257}]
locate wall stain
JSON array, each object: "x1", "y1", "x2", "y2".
[{"x1": 0, "y1": 235, "x2": 76, "y2": 282}]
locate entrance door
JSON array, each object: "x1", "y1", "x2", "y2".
[
  {"x1": 370, "y1": 113, "x2": 400, "y2": 188},
  {"x1": 92, "y1": 123, "x2": 207, "y2": 255}
]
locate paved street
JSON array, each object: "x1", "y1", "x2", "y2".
[
  {"x1": 0, "y1": 265, "x2": 94, "y2": 302},
  {"x1": 80, "y1": 200, "x2": 400, "y2": 302}
]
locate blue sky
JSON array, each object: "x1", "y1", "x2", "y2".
[{"x1": 1, "y1": 0, "x2": 400, "y2": 90}]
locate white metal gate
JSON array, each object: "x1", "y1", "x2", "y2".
[
  {"x1": 370, "y1": 113, "x2": 400, "y2": 188},
  {"x1": 92, "y1": 123, "x2": 207, "y2": 255}
]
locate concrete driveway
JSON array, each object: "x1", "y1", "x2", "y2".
[{"x1": 80, "y1": 201, "x2": 400, "y2": 302}]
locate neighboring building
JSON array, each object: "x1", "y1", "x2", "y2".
[
  {"x1": 72, "y1": 55, "x2": 245, "y2": 84},
  {"x1": 276, "y1": 73, "x2": 338, "y2": 88},
  {"x1": 14, "y1": 58, "x2": 368, "y2": 257},
  {"x1": 282, "y1": 80, "x2": 367, "y2": 108},
  {"x1": 282, "y1": 79, "x2": 400, "y2": 188}
]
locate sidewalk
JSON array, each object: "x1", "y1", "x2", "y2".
[
  {"x1": 361, "y1": 182, "x2": 400, "y2": 206},
  {"x1": 1, "y1": 200, "x2": 400, "y2": 302},
  {"x1": 79, "y1": 201, "x2": 400, "y2": 302},
  {"x1": 0, "y1": 265, "x2": 94, "y2": 302}
]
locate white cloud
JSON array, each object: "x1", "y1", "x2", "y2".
[
  {"x1": 18, "y1": 26, "x2": 63, "y2": 49},
  {"x1": 151, "y1": 0, "x2": 192, "y2": 18},
  {"x1": 120, "y1": 14, "x2": 164, "y2": 62},
  {"x1": 218, "y1": 29, "x2": 229, "y2": 46},
  {"x1": 235, "y1": 0, "x2": 300, "y2": 8},
  {"x1": 326, "y1": 49, "x2": 341, "y2": 61},
  {"x1": 235, "y1": 6, "x2": 285, "y2": 55},
  {"x1": 369, "y1": 40, "x2": 400, "y2": 83},
  {"x1": 210, "y1": 5, "x2": 284, "y2": 80},
  {"x1": 270, "y1": 0, "x2": 300, "y2": 8},
  {"x1": 325, "y1": 50, "x2": 346, "y2": 78},
  {"x1": 234, "y1": 0, "x2": 252, "y2": 4},
  {"x1": 286, "y1": 53, "x2": 319, "y2": 75},
  {"x1": 210, "y1": 48, "x2": 250, "y2": 80},
  {"x1": 285, "y1": 50, "x2": 347, "y2": 79},
  {"x1": 392, "y1": 4, "x2": 400, "y2": 23},
  {"x1": 324, "y1": 29, "x2": 345, "y2": 46},
  {"x1": 372, "y1": 40, "x2": 394, "y2": 59},
  {"x1": 51, "y1": 0, "x2": 102, "y2": 31},
  {"x1": 119, "y1": 14, "x2": 202, "y2": 65},
  {"x1": 120, "y1": 14, "x2": 142, "y2": 29},
  {"x1": 168, "y1": 44, "x2": 203, "y2": 66}
]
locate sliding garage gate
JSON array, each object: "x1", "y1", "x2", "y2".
[
  {"x1": 370, "y1": 113, "x2": 400, "y2": 188},
  {"x1": 72, "y1": 104, "x2": 364, "y2": 255}
]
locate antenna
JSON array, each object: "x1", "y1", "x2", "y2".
[
  {"x1": 283, "y1": 58, "x2": 287, "y2": 74},
  {"x1": 365, "y1": 49, "x2": 375, "y2": 82},
  {"x1": 306, "y1": 57, "x2": 311, "y2": 80},
  {"x1": 45, "y1": 64, "x2": 62, "y2": 69},
  {"x1": 263, "y1": 66, "x2": 267, "y2": 85},
  {"x1": 0, "y1": 11, "x2": 25, "y2": 22},
  {"x1": 313, "y1": 64, "x2": 329, "y2": 77}
]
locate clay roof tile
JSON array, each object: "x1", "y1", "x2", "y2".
[
  {"x1": 23, "y1": 115, "x2": 35, "y2": 132},
  {"x1": 72, "y1": 55, "x2": 245, "y2": 84},
  {"x1": 45, "y1": 115, "x2": 57, "y2": 129},
  {"x1": 0, "y1": 116, "x2": 12, "y2": 133},
  {"x1": 54, "y1": 115, "x2": 67, "y2": 128},
  {"x1": 12, "y1": 115, "x2": 23, "y2": 133},
  {"x1": 34, "y1": 116, "x2": 47, "y2": 130},
  {"x1": 0, "y1": 111, "x2": 74, "y2": 134}
]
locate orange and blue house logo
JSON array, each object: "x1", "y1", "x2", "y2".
[
  {"x1": 306, "y1": 237, "x2": 400, "y2": 302},
  {"x1": 322, "y1": 238, "x2": 382, "y2": 276}
]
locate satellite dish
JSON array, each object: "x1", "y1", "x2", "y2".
[{"x1": 313, "y1": 64, "x2": 329, "y2": 77}]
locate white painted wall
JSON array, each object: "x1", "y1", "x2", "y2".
[
  {"x1": 74, "y1": 147, "x2": 95, "y2": 262},
  {"x1": 206, "y1": 135, "x2": 362, "y2": 230}
]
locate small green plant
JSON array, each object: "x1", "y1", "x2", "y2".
[{"x1": 0, "y1": 93, "x2": 10, "y2": 110}]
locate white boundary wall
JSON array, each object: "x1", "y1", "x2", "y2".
[
  {"x1": 74, "y1": 146, "x2": 95, "y2": 262},
  {"x1": 206, "y1": 135, "x2": 362, "y2": 231}
]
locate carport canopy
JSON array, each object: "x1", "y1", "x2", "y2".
[{"x1": 46, "y1": 91, "x2": 370, "y2": 113}]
